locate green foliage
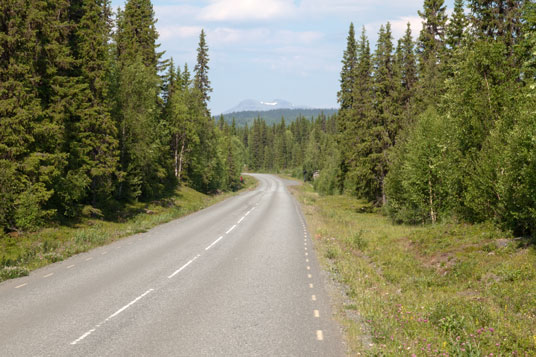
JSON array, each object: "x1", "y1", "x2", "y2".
[
  {"x1": 14, "y1": 183, "x2": 55, "y2": 231},
  {"x1": 0, "y1": 0, "x2": 241, "y2": 232},
  {"x1": 386, "y1": 108, "x2": 453, "y2": 224}
]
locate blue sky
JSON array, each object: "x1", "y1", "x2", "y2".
[{"x1": 111, "y1": 0, "x2": 455, "y2": 114}]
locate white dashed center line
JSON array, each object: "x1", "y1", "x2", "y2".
[
  {"x1": 314, "y1": 310, "x2": 320, "y2": 318},
  {"x1": 205, "y1": 236, "x2": 224, "y2": 251},
  {"x1": 168, "y1": 255, "x2": 200, "y2": 279},
  {"x1": 71, "y1": 289, "x2": 154, "y2": 345},
  {"x1": 85, "y1": 257, "x2": 93, "y2": 261},
  {"x1": 226, "y1": 225, "x2": 237, "y2": 234},
  {"x1": 67, "y1": 265, "x2": 75, "y2": 269},
  {"x1": 15, "y1": 283, "x2": 27, "y2": 289},
  {"x1": 44, "y1": 273, "x2": 53, "y2": 278}
]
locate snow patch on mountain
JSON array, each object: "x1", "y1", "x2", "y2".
[{"x1": 223, "y1": 99, "x2": 309, "y2": 114}]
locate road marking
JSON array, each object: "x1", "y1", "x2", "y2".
[
  {"x1": 309, "y1": 283, "x2": 314, "y2": 288},
  {"x1": 312, "y1": 295, "x2": 317, "y2": 301},
  {"x1": 307, "y1": 266, "x2": 310, "y2": 270},
  {"x1": 305, "y1": 252, "x2": 308, "y2": 256},
  {"x1": 71, "y1": 328, "x2": 96, "y2": 345},
  {"x1": 306, "y1": 258, "x2": 309, "y2": 262},
  {"x1": 71, "y1": 289, "x2": 154, "y2": 345},
  {"x1": 85, "y1": 257, "x2": 93, "y2": 261},
  {"x1": 101, "y1": 251, "x2": 108, "y2": 255},
  {"x1": 117, "y1": 246, "x2": 122, "y2": 249},
  {"x1": 205, "y1": 236, "x2": 224, "y2": 251},
  {"x1": 314, "y1": 310, "x2": 320, "y2": 317},
  {"x1": 237, "y1": 216, "x2": 245, "y2": 224},
  {"x1": 15, "y1": 283, "x2": 27, "y2": 289},
  {"x1": 245, "y1": 210, "x2": 251, "y2": 216},
  {"x1": 226, "y1": 225, "x2": 237, "y2": 234},
  {"x1": 67, "y1": 265, "x2": 75, "y2": 269},
  {"x1": 105, "y1": 289, "x2": 154, "y2": 321},
  {"x1": 168, "y1": 256, "x2": 200, "y2": 279},
  {"x1": 308, "y1": 274, "x2": 312, "y2": 279},
  {"x1": 316, "y1": 330, "x2": 324, "y2": 341},
  {"x1": 44, "y1": 273, "x2": 53, "y2": 278},
  {"x1": 305, "y1": 247, "x2": 307, "y2": 251}
]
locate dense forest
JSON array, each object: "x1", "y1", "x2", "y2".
[
  {"x1": 222, "y1": 108, "x2": 338, "y2": 127},
  {"x1": 240, "y1": 0, "x2": 536, "y2": 238},
  {"x1": 0, "y1": 0, "x2": 245, "y2": 232},
  {"x1": 2, "y1": 0, "x2": 535, "y2": 238},
  {"x1": 333, "y1": 0, "x2": 536, "y2": 237}
]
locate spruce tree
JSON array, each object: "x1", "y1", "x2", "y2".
[
  {"x1": 417, "y1": 0, "x2": 448, "y2": 108},
  {"x1": 397, "y1": 23, "x2": 418, "y2": 127},
  {"x1": 115, "y1": 0, "x2": 163, "y2": 68},
  {"x1": 339, "y1": 27, "x2": 374, "y2": 196},
  {"x1": 113, "y1": 0, "x2": 165, "y2": 200},
  {"x1": 71, "y1": 0, "x2": 118, "y2": 206},
  {"x1": 446, "y1": 0, "x2": 468, "y2": 50},
  {"x1": 0, "y1": 0, "x2": 48, "y2": 230},
  {"x1": 194, "y1": 29, "x2": 212, "y2": 112},
  {"x1": 338, "y1": 23, "x2": 358, "y2": 111}
]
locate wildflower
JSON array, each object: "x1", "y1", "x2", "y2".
[{"x1": 489, "y1": 327, "x2": 495, "y2": 333}]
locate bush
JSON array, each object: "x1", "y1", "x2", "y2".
[{"x1": 14, "y1": 183, "x2": 55, "y2": 232}]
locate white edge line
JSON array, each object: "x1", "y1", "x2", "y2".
[
  {"x1": 237, "y1": 216, "x2": 245, "y2": 224},
  {"x1": 205, "y1": 236, "x2": 224, "y2": 251},
  {"x1": 226, "y1": 225, "x2": 237, "y2": 234},
  {"x1": 168, "y1": 256, "x2": 198, "y2": 279}
]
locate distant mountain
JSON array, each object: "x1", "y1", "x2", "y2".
[
  {"x1": 223, "y1": 99, "x2": 307, "y2": 114},
  {"x1": 220, "y1": 108, "x2": 338, "y2": 127}
]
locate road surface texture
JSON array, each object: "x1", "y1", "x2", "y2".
[{"x1": 0, "y1": 174, "x2": 343, "y2": 356}]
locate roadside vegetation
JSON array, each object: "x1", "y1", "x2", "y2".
[
  {"x1": 0, "y1": 177, "x2": 256, "y2": 282},
  {"x1": 291, "y1": 182, "x2": 536, "y2": 356}
]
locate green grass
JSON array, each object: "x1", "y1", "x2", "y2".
[
  {"x1": 290, "y1": 182, "x2": 536, "y2": 356},
  {"x1": 0, "y1": 176, "x2": 257, "y2": 282}
]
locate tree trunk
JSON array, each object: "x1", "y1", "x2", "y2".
[
  {"x1": 428, "y1": 175, "x2": 436, "y2": 223},
  {"x1": 118, "y1": 123, "x2": 126, "y2": 198},
  {"x1": 174, "y1": 134, "x2": 179, "y2": 178},
  {"x1": 177, "y1": 139, "x2": 186, "y2": 183}
]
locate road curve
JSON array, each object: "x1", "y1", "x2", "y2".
[{"x1": 0, "y1": 174, "x2": 343, "y2": 356}]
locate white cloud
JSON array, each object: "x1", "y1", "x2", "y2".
[
  {"x1": 159, "y1": 25, "x2": 202, "y2": 41},
  {"x1": 208, "y1": 27, "x2": 271, "y2": 43},
  {"x1": 199, "y1": 0, "x2": 295, "y2": 21},
  {"x1": 365, "y1": 15, "x2": 422, "y2": 43},
  {"x1": 298, "y1": 0, "x2": 369, "y2": 14},
  {"x1": 273, "y1": 30, "x2": 324, "y2": 45}
]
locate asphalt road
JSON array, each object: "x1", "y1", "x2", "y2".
[{"x1": 0, "y1": 174, "x2": 343, "y2": 356}]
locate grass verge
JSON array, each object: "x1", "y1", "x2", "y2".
[
  {"x1": 0, "y1": 176, "x2": 257, "y2": 282},
  {"x1": 290, "y1": 182, "x2": 536, "y2": 356}
]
